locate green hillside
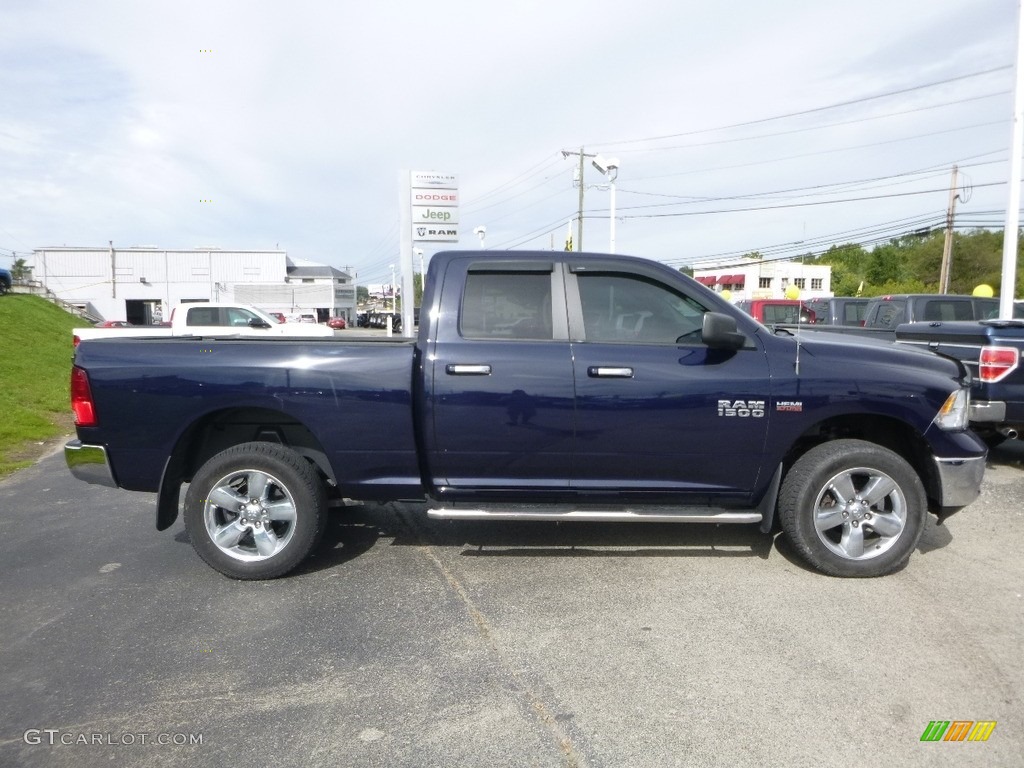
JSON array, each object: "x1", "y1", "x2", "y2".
[{"x1": 0, "y1": 295, "x2": 82, "y2": 476}]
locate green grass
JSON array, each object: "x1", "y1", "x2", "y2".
[{"x1": 0, "y1": 295, "x2": 82, "y2": 476}]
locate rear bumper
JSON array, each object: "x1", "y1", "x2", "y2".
[
  {"x1": 970, "y1": 397, "x2": 1024, "y2": 428},
  {"x1": 64, "y1": 440, "x2": 117, "y2": 488},
  {"x1": 933, "y1": 454, "x2": 985, "y2": 509},
  {"x1": 969, "y1": 400, "x2": 1006, "y2": 423}
]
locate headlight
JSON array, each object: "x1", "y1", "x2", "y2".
[{"x1": 934, "y1": 388, "x2": 970, "y2": 431}]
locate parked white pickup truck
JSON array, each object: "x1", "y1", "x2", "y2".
[{"x1": 74, "y1": 303, "x2": 335, "y2": 345}]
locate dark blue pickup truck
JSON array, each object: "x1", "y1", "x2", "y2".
[
  {"x1": 896, "y1": 318, "x2": 1024, "y2": 446},
  {"x1": 65, "y1": 251, "x2": 986, "y2": 580}
]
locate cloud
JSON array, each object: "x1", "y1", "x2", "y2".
[{"x1": 0, "y1": 0, "x2": 1018, "y2": 282}]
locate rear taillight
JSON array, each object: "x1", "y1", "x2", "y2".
[
  {"x1": 70, "y1": 366, "x2": 97, "y2": 426},
  {"x1": 73, "y1": 334, "x2": 81, "y2": 347},
  {"x1": 979, "y1": 346, "x2": 1019, "y2": 383}
]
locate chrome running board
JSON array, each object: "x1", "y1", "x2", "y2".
[{"x1": 427, "y1": 504, "x2": 762, "y2": 525}]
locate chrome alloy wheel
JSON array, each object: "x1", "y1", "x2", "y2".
[
  {"x1": 202, "y1": 469, "x2": 298, "y2": 562},
  {"x1": 812, "y1": 467, "x2": 908, "y2": 561}
]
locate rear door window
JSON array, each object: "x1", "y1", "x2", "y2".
[
  {"x1": 870, "y1": 301, "x2": 906, "y2": 328},
  {"x1": 186, "y1": 306, "x2": 220, "y2": 326},
  {"x1": 920, "y1": 299, "x2": 972, "y2": 322},
  {"x1": 762, "y1": 304, "x2": 798, "y2": 324},
  {"x1": 842, "y1": 302, "x2": 867, "y2": 325},
  {"x1": 460, "y1": 272, "x2": 554, "y2": 340}
]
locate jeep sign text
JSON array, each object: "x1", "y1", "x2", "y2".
[{"x1": 413, "y1": 206, "x2": 460, "y2": 224}]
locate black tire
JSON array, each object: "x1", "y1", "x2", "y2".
[
  {"x1": 778, "y1": 439, "x2": 927, "y2": 577},
  {"x1": 183, "y1": 442, "x2": 327, "y2": 579}
]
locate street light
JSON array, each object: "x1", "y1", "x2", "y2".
[
  {"x1": 473, "y1": 225, "x2": 487, "y2": 248},
  {"x1": 592, "y1": 154, "x2": 620, "y2": 254},
  {"x1": 413, "y1": 248, "x2": 424, "y2": 277}
]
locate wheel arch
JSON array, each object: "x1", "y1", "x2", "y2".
[
  {"x1": 156, "y1": 406, "x2": 334, "y2": 531},
  {"x1": 779, "y1": 414, "x2": 940, "y2": 510}
]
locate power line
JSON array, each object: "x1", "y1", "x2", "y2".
[
  {"x1": 619, "y1": 181, "x2": 1005, "y2": 221},
  {"x1": 590, "y1": 65, "x2": 1013, "y2": 147},
  {"x1": 611, "y1": 91, "x2": 1012, "y2": 156},
  {"x1": 631, "y1": 124, "x2": 1007, "y2": 183}
]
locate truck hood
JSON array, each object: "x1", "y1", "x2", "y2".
[{"x1": 773, "y1": 328, "x2": 967, "y2": 380}]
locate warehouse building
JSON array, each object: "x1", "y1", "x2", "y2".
[{"x1": 28, "y1": 246, "x2": 355, "y2": 325}]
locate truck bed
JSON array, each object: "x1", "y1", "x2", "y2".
[{"x1": 73, "y1": 335, "x2": 422, "y2": 496}]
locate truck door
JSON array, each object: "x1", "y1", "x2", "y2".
[
  {"x1": 425, "y1": 259, "x2": 575, "y2": 491},
  {"x1": 566, "y1": 264, "x2": 771, "y2": 496}
]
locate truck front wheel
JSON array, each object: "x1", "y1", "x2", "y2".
[
  {"x1": 778, "y1": 440, "x2": 927, "y2": 577},
  {"x1": 183, "y1": 442, "x2": 327, "y2": 579}
]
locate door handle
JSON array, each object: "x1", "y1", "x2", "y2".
[
  {"x1": 446, "y1": 364, "x2": 492, "y2": 376},
  {"x1": 588, "y1": 366, "x2": 634, "y2": 378}
]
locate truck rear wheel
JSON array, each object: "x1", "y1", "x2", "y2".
[
  {"x1": 778, "y1": 440, "x2": 927, "y2": 577},
  {"x1": 183, "y1": 442, "x2": 327, "y2": 579}
]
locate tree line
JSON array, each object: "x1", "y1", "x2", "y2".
[
  {"x1": 806, "y1": 228, "x2": 1023, "y2": 298},
  {"x1": 681, "y1": 228, "x2": 1024, "y2": 298}
]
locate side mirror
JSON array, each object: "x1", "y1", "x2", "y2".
[
  {"x1": 702, "y1": 311, "x2": 747, "y2": 350},
  {"x1": 248, "y1": 318, "x2": 272, "y2": 329}
]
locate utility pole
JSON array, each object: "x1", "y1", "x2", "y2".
[
  {"x1": 939, "y1": 165, "x2": 959, "y2": 294},
  {"x1": 562, "y1": 147, "x2": 595, "y2": 253}
]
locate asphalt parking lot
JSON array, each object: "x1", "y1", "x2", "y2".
[{"x1": 1, "y1": 442, "x2": 1021, "y2": 768}]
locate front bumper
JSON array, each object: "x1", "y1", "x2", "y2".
[
  {"x1": 933, "y1": 454, "x2": 985, "y2": 509},
  {"x1": 64, "y1": 440, "x2": 117, "y2": 488}
]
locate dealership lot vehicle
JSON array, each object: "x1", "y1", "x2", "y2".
[
  {"x1": 897, "y1": 318, "x2": 1024, "y2": 446},
  {"x1": 863, "y1": 293, "x2": 1000, "y2": 329},
  {"x1": 73, "y1": 302, "x2": 334, "y2": 345},
  {"x1": 735, "y1": 298, "x2": 816, "y2": 324},
  {"x1": 803, "y1": 297, "x2": 869, "y2": 326},
  {"x1": 65, "y1": 250, "x2": 984, "y2": 580}
]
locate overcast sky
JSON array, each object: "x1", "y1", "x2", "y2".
[{"x1": 0, "y1": 0, "x2": 1018, "y2": 287}]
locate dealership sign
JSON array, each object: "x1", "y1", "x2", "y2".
[
  {"x1": 411, "y1": 171, "x2": 457, "y2": 188},
  {"x1": 414, "y1": 226, "x2": 460, "y2": 242},
  {"x1": 411, "y1": 190, "x2": 458, "y2": 206},
  {"x1": 413, "y1": 205, "x2": 459, "y2": 224},
  {"x1": 409, "y1": 170, "x2": 458, "y2": 242}
]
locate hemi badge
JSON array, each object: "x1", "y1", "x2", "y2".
[{"x1": 776, "y1": 401, "x2": 803, "y2": 412}]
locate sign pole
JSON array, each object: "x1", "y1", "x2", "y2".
[{"x1": 399, "y1": 171, "x2": 415, "y2": 333}]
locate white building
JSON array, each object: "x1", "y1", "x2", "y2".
[
  {"x1": 28, "y1": 246, "x2": 355, "y2": 324},
  {"x1": 693, "y1": 259, "x2": 832, "y2": 301}
]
